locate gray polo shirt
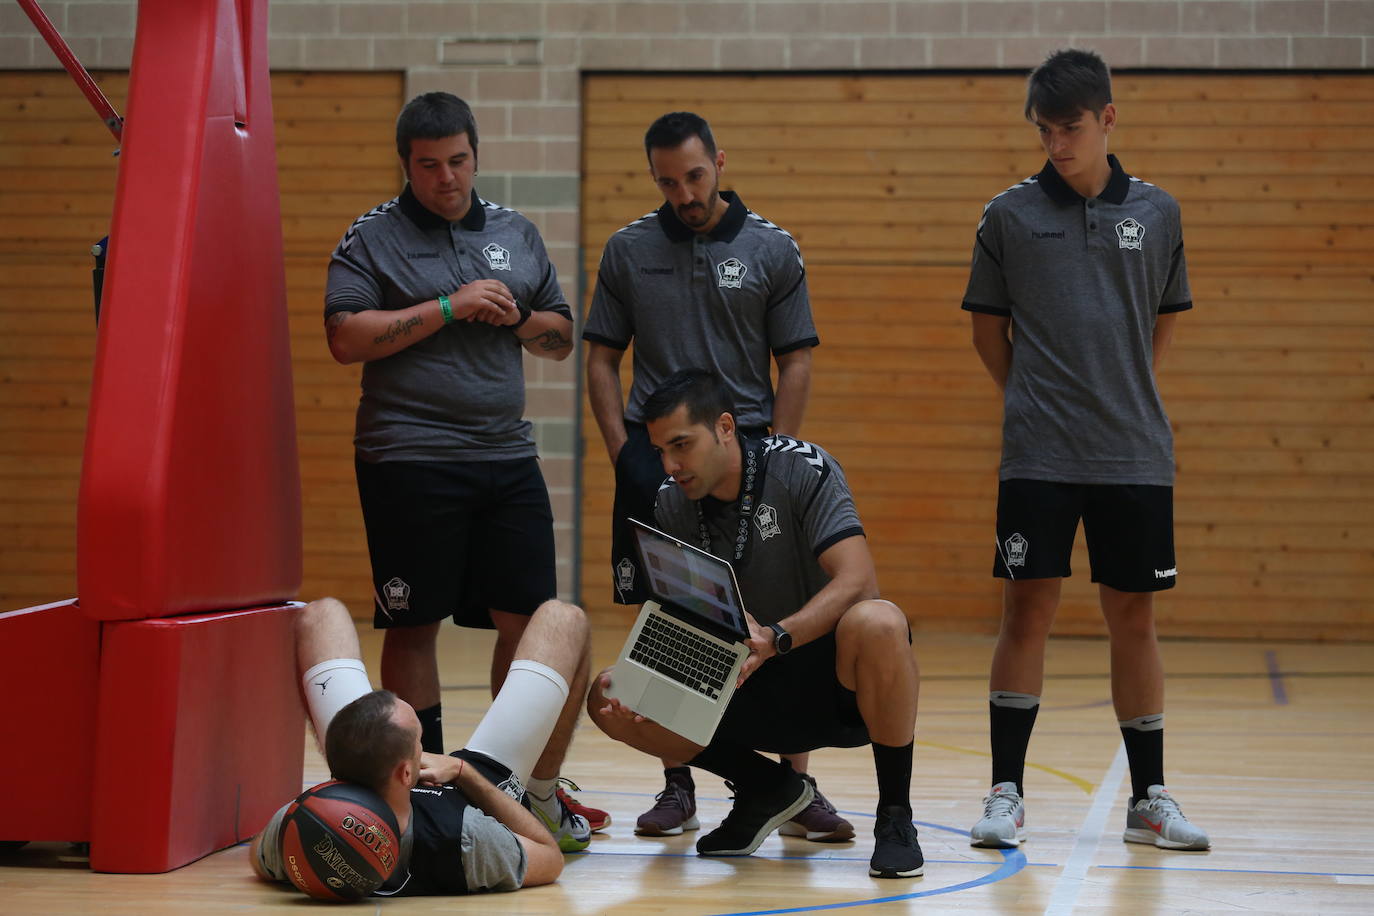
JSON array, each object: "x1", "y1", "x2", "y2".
[
  {"x1": 326, "y1": 187, "x2": 572, "y2": 462},
  {"x1": 654, "y1": 435, "x2": 864, "y2": 625},
  {"x1": 583, "y1": 191, "x2": 819, "y2": 429},
  {"x1": 961, "y1": 155, "x2": 1192, "y2": 486}
]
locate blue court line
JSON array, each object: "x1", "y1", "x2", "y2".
[
  {"x1": 1099, "y1": 864, "x2": 1374, "y2": 878},
  {"x1": 1265, "y1": 650, "x2": 1289, "y2": 705}
]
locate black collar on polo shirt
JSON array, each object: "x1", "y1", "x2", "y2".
[
  {"x1": 398, "y1": 185, "x2": 487, "y2": 231},
  {"x1": 656, "y1": 190, "x2": 748, "y2": 243},
  {"x1": 1036, "y1": 154, "x2": 1132, "y2": 206}
]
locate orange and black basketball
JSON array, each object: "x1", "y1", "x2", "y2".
[{"x1": 278, "y1": 780, "x2": 400, "y2": 902}]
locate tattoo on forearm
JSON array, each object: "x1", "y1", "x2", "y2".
[
  {"x1": 518, "y1": 328, "x2": 572, "y2": 352},
  {"x1": 374, "y1": 315, "x2": 423, "y2": 346},
  {"x1": 325, "y1": 311, "x2": 349, "y2": 343}
]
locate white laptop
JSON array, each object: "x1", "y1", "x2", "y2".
[{"x1": 607, "y1": 519, "x2": 752, "y2": 746}]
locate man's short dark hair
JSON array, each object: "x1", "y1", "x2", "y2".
[
  {"x1": 1024, "y1": 49, "x2": 1112, "y2": 123},
  {"x1": 324, "y1": 689, "x2": 416, "y2": 793},
  {"x1": 642, "y1": 369, "x2": 735, "y2": 428},
  {"x1": 396, "y1": 92, "x2": 479, "y2": 161},
  {"x1": 644, "y1": 111, "x2": 717, "y2": 164}
]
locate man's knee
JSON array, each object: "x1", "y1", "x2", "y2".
[
  {"x1": 531, "y1": 599, "x2": 589, "y2": 643},
  {"x1": 298, "y1": 596, "x2": 349, "y2": 638},
  {"x1": 837, "y1": 598, "x2": 911, "y2": 649}
]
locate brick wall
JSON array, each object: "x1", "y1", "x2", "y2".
[{"x1": 7, "y1": 0, "x2": 1371, "y2": 602}]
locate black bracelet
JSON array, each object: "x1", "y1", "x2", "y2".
[{"x1": 510, "y1": 301, "x2": 533, "y2": 330}]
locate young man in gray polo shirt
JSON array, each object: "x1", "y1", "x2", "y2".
[
  {"x1": 583, "y1": 112, "x2": 841, "y2": 841},
  {"x1": 587, "y1": 370, "x2": 923, "y2": 879},
  {"x1": 323, "y1": 92, "x2": 604, "y2": 845},
  {"x1": 961, "y1": 49, "x2": 1208, "y2": 851}
]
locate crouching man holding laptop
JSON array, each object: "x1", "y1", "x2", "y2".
[{"x1": 588, "y1": 369, "x2": 924, "y2": 878}]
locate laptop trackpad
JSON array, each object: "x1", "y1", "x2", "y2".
[{"x1": 640, "y1": 677, "x2": 685, "y2": 722}]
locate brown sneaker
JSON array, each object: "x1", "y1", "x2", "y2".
[
  {"x1": 635, "y1": 769, "x2": 699, "y2": 836},
  {"x1": 778, "y1": 774, "x2": 855, "y2": 842}
]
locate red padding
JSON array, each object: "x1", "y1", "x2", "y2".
[
  {"x1": 0, "y1": 600, "x2": 99, "y2": 843},
  {"x1": 90, "y1": 603, "x2": 304, "y2": 873},
  {"x1": 77, "y1": 0, "x2": 300, "y2": 622}
]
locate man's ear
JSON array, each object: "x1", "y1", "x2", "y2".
[{"x1": 717, "y1": 411, "x2": 736, "y2": 442}]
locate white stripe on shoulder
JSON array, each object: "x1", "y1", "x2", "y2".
[
  {"x1": 763, "y1": 434, "x2": 825, "y2": 473},
  {"x1": 1128, "y1": 176, "x2": 1157, "y2": 189},
  {"x1": 479, "y1": 197, "x2": 517, "y2": 214},
  {"x1": 615, "y1": 211, "x2": 660, "y2": 235},
  {"x1": 336, "y1": 197, "x2": 400, "y2": 254},
  {"x1": 977, "y1": 176, "x2": 1038, "y2": 232},
  {"x1": 746, "y1": 211, "x2": 804, "y2": 269}
]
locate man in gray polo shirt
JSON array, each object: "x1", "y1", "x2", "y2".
[
  {"x1": 961, "y1": 49, "x2": 1208, "y2": 851},
  {"x1": 587, "y1": 370, "x2": 923, "y2": 879},
  {"x1": 583, "y1": 112, "x2": 836, "y2": 840},
  {"x1": 324, "y1": 91, "x2": 603, "y2": 844}
]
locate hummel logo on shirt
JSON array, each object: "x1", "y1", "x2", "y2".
[
  {"x1": 405, "y1": 251, "x2": 440, "y2": 259},
  {"x1": 1031, "y1": 230, "x2": 1065, "y2": 240},
  {"x1": 1154, "y1": 567, "x2": 1177, "y2": 579},
  {"x1": 639, "y1": 267, "x2": 674, "y2": 275}
]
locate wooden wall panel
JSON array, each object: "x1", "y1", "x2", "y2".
[
  {"x1": 0, "y1": 70, "x2": 401, "y2": 614},
  {"x1": 578, "y1": 73, "x2": 1374, "y2": 640}
]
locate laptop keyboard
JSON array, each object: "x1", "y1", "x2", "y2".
[{"x1": 630, "y1": 613, "x2": 736, "y2": 699}]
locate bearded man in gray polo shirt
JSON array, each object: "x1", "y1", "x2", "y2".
[
  {"x1": 323, "y1": 92, "x2": 603, "y2": 845},
  {"x1": 582, "y1": 112, "x2": 840, "y2": 841},
  {"x1": 961, "y1": 49, "x2": 1209, "y2": 852},
  {"x1": 587, "y1": 370, "x2": 923, "y2": 879}
]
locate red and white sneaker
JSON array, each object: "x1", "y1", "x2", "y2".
[
  {"x1": 1124, "y1": 785, "x2": 1209, "y2": 850},
  {"x1": 557, "y1": 778, "x2": 611, "y2": 833}
]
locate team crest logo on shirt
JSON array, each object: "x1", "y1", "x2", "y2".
[
  {"x1": 1003, "y1": 534, "x2": 1028, "y2": 568},
  {"x1": 1115, "y1": 218, "x2": 1144, "y2": 251},
  {"x1": 497, "y1": 772, "x2": 526, "y2": 801},
  {"x1": 616, "y1": 557, "x2": 635, "y2": 593},
  {"x1": 482, "y1": 242, "x2": 512, "y2": 270},
  {"x1": 382, "y1": 577, "x2": 411, "y2": 613},
  {"x1": 754, "y1": 503, "x2": 782, "y2": 540},
  {"x1": 716, "y1": 257, "x2": 748, "y2": 289}
]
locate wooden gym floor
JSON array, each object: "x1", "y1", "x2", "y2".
[{"x1": 3, "y1": 623, "x2": 1372, "y2": 914}]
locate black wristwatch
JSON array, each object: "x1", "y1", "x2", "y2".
[
  {"x1": 510, "y1": 300, "x2": 533, "y2": 330},
  {"x1": 768, "y1": 622, "x2": 793, "y2": 655}
]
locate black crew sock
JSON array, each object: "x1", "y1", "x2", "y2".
[
  {"x1": 416, "y1": 702, "x2": 444, "y2": 755},
  {"x1": 989, "y1": 691, "x2": 1040, "y2": 795},
  {"x1": 1119, "y1": 714, "x2": 1165, "y2": 805},
  {"x1": 664, "y1": 765, "x2": 695, "y2": 789},
  {"x1": 688, "y1": 743, "x2": 785, "y2": 789},
  {"x1": 871, "y1": 740, "x2": 914, "y2": 815}
]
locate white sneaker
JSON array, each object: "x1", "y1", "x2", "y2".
[
  {"x1": 970, "y1": 781, "x2": 1026, "y2": 847},
  {"x1": 1123, "y1": 785, "x2": 1210, "y2": 850}
]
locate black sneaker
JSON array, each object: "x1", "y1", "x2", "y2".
[
  {"x1": 696, "y1": 770, "x2": 814, "y2": 857},
  {"x1": 869, "y1": 805, "x2": 924, "y2": 878}
]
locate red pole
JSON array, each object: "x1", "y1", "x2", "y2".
[{"x1": 17, "y1": 0, "x2": 124, "y2": 142}]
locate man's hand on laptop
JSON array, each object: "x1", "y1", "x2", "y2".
[
  {"x1": 736, "y1": 614, "x2": 777, "y2": 686},
  {"x1": 596, "y1": 671, "x2": 656, "y2": 724}
]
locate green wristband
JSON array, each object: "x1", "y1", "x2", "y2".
[{"x1": 438, "y1": 295, "x2": 453, "y2": 324}]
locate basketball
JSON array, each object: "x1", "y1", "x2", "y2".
[{"x1": 278, "y1": 780, "x2": 400, "y2": 902}]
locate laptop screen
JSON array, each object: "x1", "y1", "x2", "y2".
[{"x1": 630, "y1": 520, "x2": 749, "y2": 635}]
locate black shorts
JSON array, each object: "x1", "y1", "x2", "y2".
[
  {"x1": 993, "y1": 478, "x2": 1177, "y2": 593},
  {"x1": 713, "y1": 632, "x2": 869, "y2": 756},
  {"x1": 356, "y1": 456, "x2": 557, "y2": 629},
  {"x1": 608, "y1": 422, "x2": 770, "y2": 605}
]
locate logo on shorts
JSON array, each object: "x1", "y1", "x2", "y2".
[
  {"x1": 716, "y1": 257, "x2": 747, "y2": 289},
  {"x1": 482, "y1": 242, "x2": 512, "y2": 270},
  {"x1": 754, "y1": 503, "x2": 782, "y2": 540},
  {"x1": 616, "y1": 557, "x2": 635, "y2": 593},
  {"x1": 1003, "y1": 533, "x2": 1028, "y2": 567},
  {"x1": 1115, "y1": 217, "x2": 1145, "y2": 251},
  {"x1": 497, "y1": 772, "x2": 525, "y2": 801},
  {"x1": 383, "y1": 577, "x2": 411, "y2": 613},
  {"x1": 1154, "y1": 567, "x2": 1177, "y2": 579}
]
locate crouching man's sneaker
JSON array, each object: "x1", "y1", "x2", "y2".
[
  {"x1": 1123, "y1": 785, "x2": 1210, "y2": 850},
  {"x1": 970, "y1": 781, "x2": 1026, "y2": 848},
  {"x1": 869, "y1": 805, "x2": 924, "y2": 878},
  {"x1": 557, "y1": 778, "x2": 610, "y2": 832},
  {"x1": 636, "y1": 768, "x2": 699, "y2": 836},
  {"x1": 696, "y1": 768, "x2": 813, "y2": 857},
  {"x1": 779, "y1": 774, "x2": 855, "y2": 842}
]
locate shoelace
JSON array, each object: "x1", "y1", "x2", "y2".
[
  {"x1": 1141, "y1": 792, "x2": 1184, "y2": 822},
  {"x1": 982, "y1": 790, "x2": 1021, "y2": 819},
  {"x1": 556, "y1": 776, "x2": 584, "y2": 805},
  {"x1": 652, "y1": 780, "x2": 694, "y2": 811},
  {"x1": 876, "y1": 813, "x2": 918, "y2": 844}
]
